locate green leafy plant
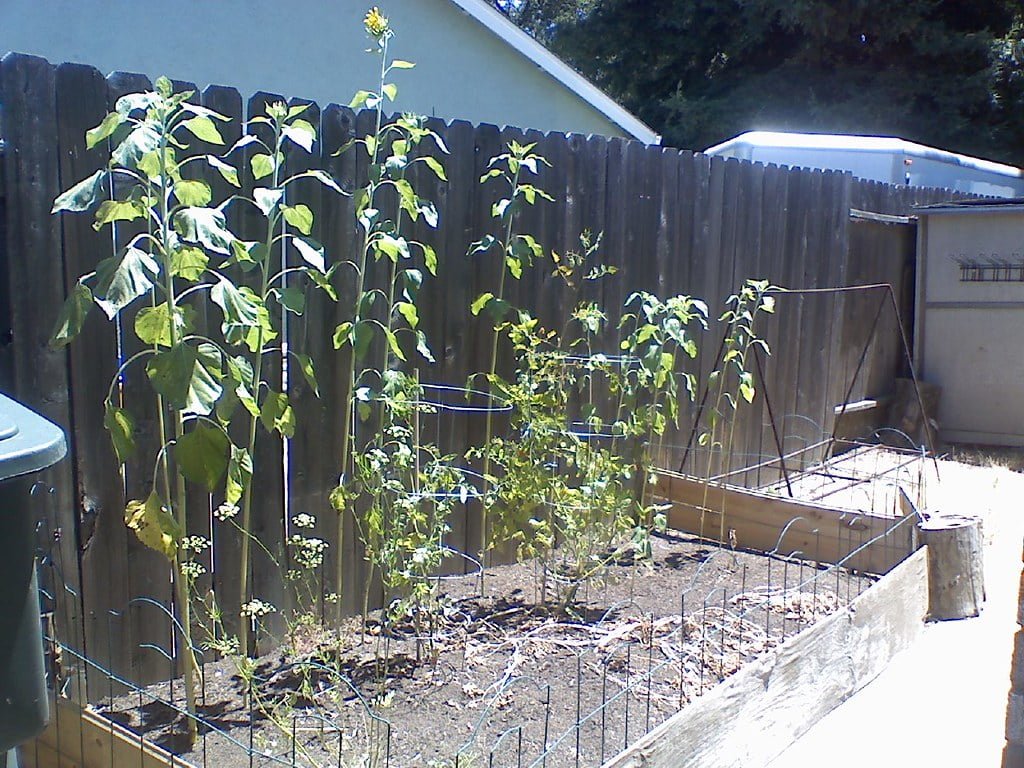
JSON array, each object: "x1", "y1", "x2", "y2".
[
  {"x1": 616, "y1": 290, "x2": 708, "y2": 539},
  {"x1": 469, "y1": 140, "x2": 552, "y2": 560},
  {"x1": 478, "y1": 235, "x2": 707, "y2": 610},
  {"x1": 50, "y1": 78, "x2": 335, "y2": 738},
  {"x1": 285, "y1": 512, "x2": 330, "y2": 631},
  {"x1": 223, "y1": 97, "x2": 342, "y2": 655},
  {"x1": 350, "y1": 372, "x2": 469, "y2": 663},
  {"x1": 478, "y1": 313, "x2": 569, "y2": 562},
  {"x1": 482, "y1": 327, "x2": 634, "y2": 609},
  {"x1": 697, "y1": 279, "x2": 776, "y2": 541},
  {"x1": 328, "y1": 9, "x2": 453, "y2": 648}
]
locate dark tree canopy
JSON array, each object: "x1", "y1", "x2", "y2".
[{"x1": 490, "y1": 0, "x2": 1024, "y2": 165}]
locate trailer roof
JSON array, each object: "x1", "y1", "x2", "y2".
[{"x1": 705, "y1": 131, "x2": 1023, "y2": 180}]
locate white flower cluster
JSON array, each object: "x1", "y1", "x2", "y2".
[
  {"x1": 215, "y1": 502, "x2": 240, "y2": 521},
  {"x1": 288, "y1": 534, "x2": 328, "y2": 569},
  {"x1": 180, "y1": 535, "x2": 210, "y2": 553},
  {"x1": 292, "y1": 512, "x2": 316, "y2": 529},
  {"x1": 180, "y1": 560, "x2": 206, "y2": 580},
  {"x1": 240, "y1": 598, "x2": 276, "y2": 618}
]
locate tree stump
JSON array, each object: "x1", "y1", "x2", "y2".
[{"x1": 919, "y1": 515, "x2": 985, "y2": 620}]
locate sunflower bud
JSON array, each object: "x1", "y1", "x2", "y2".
[{"x1": 364, "y1": 7, "x2": 390, "y2": 38}]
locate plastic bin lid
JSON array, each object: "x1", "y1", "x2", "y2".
[{"x1": 0, "y1": 393, "x2": 67, "y2": 481}]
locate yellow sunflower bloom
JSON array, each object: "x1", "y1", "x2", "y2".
[{"x1": 364, "y1": 7, "x2": 390, "y2": 38}]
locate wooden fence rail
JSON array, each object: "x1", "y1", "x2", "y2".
[{"x1": 0, "y1": 52, "x2": 970, "y2": 690}]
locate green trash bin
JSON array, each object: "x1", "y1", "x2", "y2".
[{"x1": 0, "y1": 394, "x2": 67, "y2": 753}]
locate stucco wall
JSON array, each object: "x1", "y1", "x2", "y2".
[
  {"x1": 917, "y1": 210, "x2": 1024, "y2": 444},
  {"x1": 0, "y1": 0, "x2": 625, "y2": 138}
]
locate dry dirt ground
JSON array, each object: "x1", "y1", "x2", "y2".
[
  {"x1": 94, "y1": 446, "x2": 1022, "y2": 768},
  {"x1": 98, "y1": 534, "x2": 862, "y2": 768},
  {"x1": 926, "y1": 444, "x2": 1024, "y2": 543}
]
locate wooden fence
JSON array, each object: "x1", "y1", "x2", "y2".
[{"x1": 0, "y1": 52, "x2": 969, "y2": 690}]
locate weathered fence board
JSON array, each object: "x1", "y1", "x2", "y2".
[
  {"x1": 0, "y1": 54, "x2": 976, "y2": 690},
  {"x1": 0, "y1": 53, "x2": 86, "y2": 693},
  {"x1": 283, "y1": 96, "x2": 324, "y2": 621},
  {"x1": 735, "y1": 160, "x2": 764, "y2": 486},
  {"x1": 435, "y1": 120, "x2": 476, "y2": 573},
  {"x1": 177, "y1": 79, "x2": 216, "y2": 646},
  {"x1": 464, "y1": 120, "x2": 503, "y2": 564},
  {"x1": 320, "y1": 103, "x2": 361, "y2": 615},
  {"x1": 52, "y1": 61, "x2": 118, "y2": 701},
  {"x1": 777, "y1": 169, "x2": 812, "y2": 462},
  {"x1": 201, "y1": 83, "x2": 245, "y2": 645},
  {"x1": 242, "y1": 91, "x2": 290, "y2": 647},
  {"x1": 821, "y1": 171, "x2": 853, "y2": 444},
  {"x1": 752, "y1": 164, "x2": 789, "y2": 486}
]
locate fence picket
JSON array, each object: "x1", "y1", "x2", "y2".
[
  {"x1": 52, "y1": 61, "x2": 119, "y2": 700},
  {"x1": 201, "y1": 83, "x2": 246, "y2": 647}
]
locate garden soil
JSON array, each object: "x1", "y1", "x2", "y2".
[{"x1": 98, "y1": 529, "x2": 866, "y2": 768}]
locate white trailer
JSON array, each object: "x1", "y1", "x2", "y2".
[{"x1": 705, "y1": 131, "x2": 1024, "y2": 198}]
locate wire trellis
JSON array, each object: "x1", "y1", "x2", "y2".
[{"x1": 26, "y1": 450, "x2": 924, "y2": 768}]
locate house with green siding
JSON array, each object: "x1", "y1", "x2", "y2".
[{"x1": 0, "y1": 0, "x2": 658, "y2": 143}]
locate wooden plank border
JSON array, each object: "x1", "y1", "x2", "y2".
[
  {"x1": 652, "y1": 469, "x2": 916, "y2": 574},
  {"x1": 602, "y1": 546, "x2": 928, "y2": 768},
  {"x1": 23, "y1": 696, "x2": 195, "y2": 768}
]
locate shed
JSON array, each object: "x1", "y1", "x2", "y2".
[
  {"x1": 914, "y1": 199, "x2": 1024, "y2": 445},
  {"x1": 706, "y1": 131, "x2": 1024, "y2": 198}
]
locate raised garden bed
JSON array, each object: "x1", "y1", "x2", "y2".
[
  {"x1": 654, "y1": 443, "x2": 924, "y2": 573},
  {"x1": 27, "y1": 446, "x2": 930, "y2": 768},
  {"x1": 70, "y1": 528, "x2": 870, "y2": 768}
]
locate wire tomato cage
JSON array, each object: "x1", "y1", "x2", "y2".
[{"x1": 366, "y1": 379, "x2": 512, "y2": 583}]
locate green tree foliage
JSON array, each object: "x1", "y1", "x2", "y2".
[
  {"x1": 490, "y1": 0, "x2": 597, "y2": 38},
  {"x1": 492, "y1": 0, "x2": 1024, "y2": 164},
  {"x1": 991, "y1": 17, "x2": 1024, "y2": 162}
]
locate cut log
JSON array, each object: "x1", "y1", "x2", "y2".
[{"x1": 919, "y1": 515, "x2": 985, "y2": 620}]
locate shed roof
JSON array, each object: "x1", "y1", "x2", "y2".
[{"x1": 915, "y1": 198, "x2": 1024, "y2": 215}]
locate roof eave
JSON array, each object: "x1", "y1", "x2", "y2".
[
  {"x1": 710, "y1": 132, "x2": 1024, "y2": 179},
  {"x1": 446, "y1": 0, "x2": 661, "y2": 144}
]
